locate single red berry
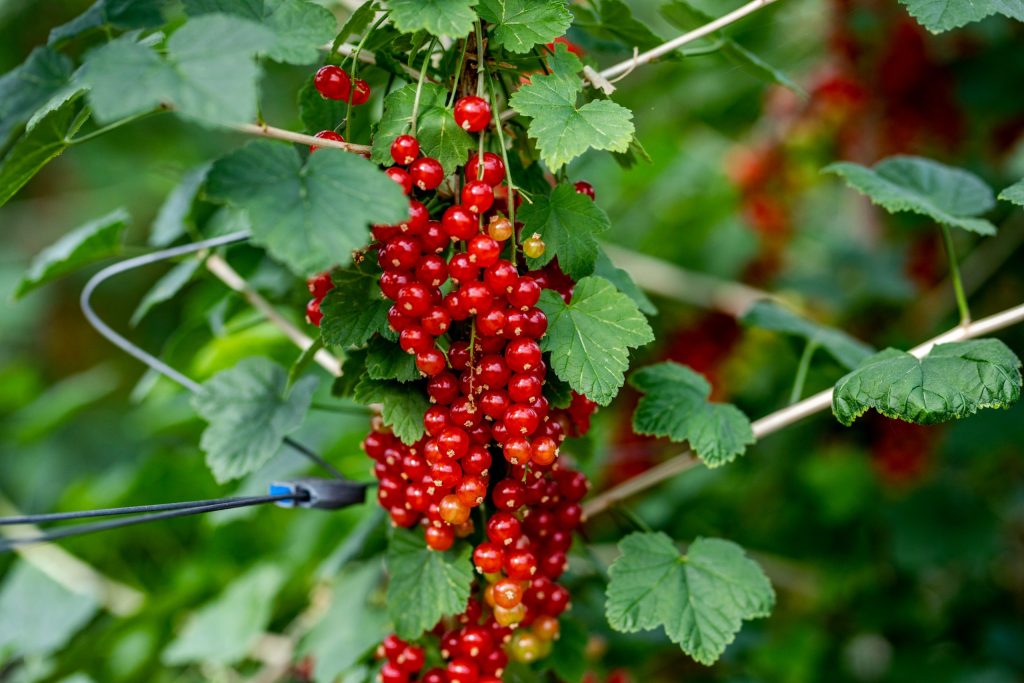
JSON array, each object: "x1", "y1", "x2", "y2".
[
  {"x1": 421, "y1": 669, "x2": 447, "y2": 683},
  {"x1": 402, "y1": 200, "x2": 430, "y2": 234},
  {"x1": 448, "y1": 341, "x2": 471, "y2": 370},
  {"x1": 427, "y1": 372, "x2": 460, "y2": 405},
  {"x1": 306, "y1": 298, "x2": 323, "y2": 326},
  {"x1": 508, "y1": 277, "x2": 541, "y2": 309},
  {"x1": 459, "y1": 282, "x2": 493, "y2": 315},
  {"x1": 476, "y1": 355, "x2": 511, "y2": 389},
  {"x1": 385, "y1": 166, "x2": 412, "y2": 195},
  {"x1": 506, "y1": 339, "x2": 542, "y2": 373},
  {"x1": 396, "y1": 644, "x2": 425, "y2": 673},
  {"x1": 484, "y1": 260, "x2": 518, "y2": 294},
  {"x1": 449, "y1": 397, "x2": 481, "y2": 429},
  {"x1": 380, "y1": 661, "x2": 406, "y2": 683},
  {"x1": 476, "y1": 308, "x2": 506, "y2": 337},
  {"x1": 502, "y1": 436, "x2": 531, "y2": 465},
  {"x1": 421, "y1": 306, "x2": 452, "y2": 337},
  {"x1": 439, "y1": 494, "x2": 471, "y2": 525},
  {"x1": 391, "y1": 135, "x2": 421, "y2": 166},
  {"x1": 480, "y1": 389, "x2": 511, "y2": 420},
  {"x1": 378, "y1": 270, "x2": 409, "y2": 299},
  {"x1": 423, "y1": 405, "x2": 449, "y2": 436},
  {"x1": 508, "y1": 373, "x2": 543, "y2": 404},
  {"x1": 473, "y1": 542, "x2": 504, "y2": 574},
  {"x1": 310, "y1": 129, "x2": 344, "y2": 152},
  {"x1": 462, "y1": 180, "x2": 495, "y2": 214},
  {"x1": 397, "y1": 283, "x2": 432, "y2": 317},
  {"x1": 314, "y1": 65, "x2": 351, "y2": 100},
  {"x1": 307, "y1": 272, "x2": 334, "y2": 298},
  {"x1": 425, "y1": 524, "x2": 455, "y2": 551},
  {"x1": 454, "y1": 96, "x2": 492, "y2": 132},
  {"x1": 462, "y1": 446, "x2": 492, "y2": 475},
  {"x1": 410, "y1": 157, "x2": 445, "y2": 191},
  {"x1": 466, "y1": 152, "x2": 506, "y2": 186},
  {"x1": 415, "y1": 255, "x2": 448, "y2": 287},
  {"x1": 486, "y1": 512, "x2": 522, "y2": 545},
  {"x1": 459, "y1": 625, "x2": 495, "y2": 658},
  {"x1": 504, "y1": 549, "x2": 538, "y2": 580},
  {"x1": 446, "y1": 658, "x2": 480, "y2": 683},
  {"x1": 493, "y1": 578, "x2": 524, "y2": 609},
  {"x1": 387, "y1": 305, "x2": 413, "y2": 333},
  {"x1": 456, "y1": 476, "x2": 486, "y2": 507},
  {"x1": 443, "y1": 205, "x2": 478, "y2": 241},
  {"x1": 431, "y1": 460, "x2": 462, "y2": 489},
  {"x1": 492, "y1": 478, "x2": 527, "y2": 510},
  {"x1": 574, "y1": 180, "x2": 596, "y2": 200},
  {"x1": 503, "y1": 404, "x2": 540, "y2": 436},
  {"x1": 531, "y1": 436, "x2": 559, "y2": 466},
  {"x1": 448, "y1": 252, "x2": 480, "y2": 283},
  {"x1": 437, "y1": 427, "x2": 470, "y2": 459},
  {"x1": 468, "y1": 234, "x2": 501, "y2": 267},
  {"x1": 351, "y1": 78, "x2": 370, "y2": 105},
  {"x1": 422, "y1": 221, "x2": 449, "y2": 252},
  {"x1": 399, "y1": 326, "x2": 432, "y2": 354},
  {"x1": 416, "y1": 348, "x2": 447, "y2": 376}
]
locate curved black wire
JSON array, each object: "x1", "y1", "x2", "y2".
[
  {"x1": 0, "y1": 493, "x2": 303, "y2": 551},
  {"x1": 0, "y1": 495, "x2": 298, "y2": 525},
  {"x1": 79, "y1": 231, "x2": 346, "y2": 481}
]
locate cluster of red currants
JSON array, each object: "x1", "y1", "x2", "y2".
[
  {"x1": 308, "y1": 64, "x2": 373, "y2": 148},
  {"x1": 303, "y1": 70, "x2": 602, "y2": 679}
]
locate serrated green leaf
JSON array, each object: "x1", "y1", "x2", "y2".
[
  {"x1": 320, "y1": 265, "x2": 390, "y2": 349},
  {"x1": 163, "y1": 565, "x2": 284, "y2": 665},
  {"x1": 630, "y1": 362, "x2": 754, "y2": 467},
  {"x1": 48, "y1": 0, "x2": 166, "y2": 45},
  {"x1": 298, "y1": 74, "x2": 348, "y2": 134},
  {"x1": 606, "y1": 533, "x2": 775, "y2": 666},
  {"x1": 337, "y1": 1, "x2": 380, "y2": 45},
  {"x1": 588, "y1": 0, "x2": 664, "y2": 52},
  {"x1": 477, "y1": 0, "x2": 572, "y2": 53},
  {"x1": 372, "y1": 83, "x2": 472, "y2": 175},
  {"x1": 183, "y1": 0, "x2": 336, "y2": 64},
  {"x1": 896, "y1": 0, "x2": 1023, "y2": 33},
  {"x1": 741, "y1": 300, "x2": 874, "y2": 370},
  {"x1": 366, "y1": 336, "x2": 420, "y2": 382},
  {"x1": 14, "y1": 208, "x2": 129, "y2": 299},
  {"x1": 520, "y1": 184, "x2": 610, "y2": 279},
  {"x1": 825, "y1": 156, "x2": 997, "y2": 235},
  {"x1": 334, "y1": 348, "x2": 369, "y2": 397},
  {"x1": 538, "y1": 275, "x2": 653, "y2": 405},
  {"x1": 832, "y1": 339, "x2": 1022, "y2": 426},
  {"x1": 509, "y1": 43, "x2": 634, "y2": 171},
  {"x1": 353, "y1": 376, "x2": 428, "y2": 444},
  {"x1": 131, "y1": 258, "x2": 202, "y2": 326},
  {"x1": 594, "y1": 248, "x2": 656, "y2": 316},
  {"x1": 301, "y1": 562, "x2": 389, "y2": 682},
  {"x1": 0, "y1": 47, "x2": 73, "y2": 149},
  {"x1": 150, "y1": 162, "x2": 211, "y2": 246},
  {"x1": 386, "y1": 0, "x2": 478, "y2": 37},
  {"x1": 0, "y1": 92, "x2": 89, "y2": 208},
  {"x1": 77, "y1": 16, "x2": 274, "y2": 127},
  {"x1": 661, "y1": 1, "x2": 801, "y2": 93},
  {"x1": 206, "y1": 140, "x2": 408, "y2": 274},
  {"x1": 0, "y1": 562, "x2": 99, "y2": 658},
  {"x1": 1000, "y1": 178, "x2": 1024, "y2": 207},
  {"x1": 192, "y1": 358, "x2": 318, "y2": 482},
  {"x1": 386, "y1": 527, "x2": 474, "y2": 639}
]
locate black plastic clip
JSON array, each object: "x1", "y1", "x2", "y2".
[{"x1": 268, "y1": 478, "x2": 367, "y2": 510}]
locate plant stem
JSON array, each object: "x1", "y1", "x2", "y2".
[
  {"x1": 940, "y1": 223, "x2": 971, "y2": 326},
  {"x1": 344, "y1": 13, "x2": 389, "y2": 142},
  {"x1": 614, "y1": 505, "x2": 653, "y2": 533},
  {"x1": 410, "y1": 40, "x2": 435, "y2": 136},
  {"x1": 234, "y1": 122, "x2": 371, "y2": 154},
  {"x1": 788, "y1": 340, "x2": 817, "y2": 404},
  {"x1": 447, "y1": 38, "x2": 470, "y2": 108},
  {"x1": 485, "y1": 68, "x2": 517, "y2": 249},
  {"x1": 69, "y1": 109, "x2": 162, "y2": 144}
]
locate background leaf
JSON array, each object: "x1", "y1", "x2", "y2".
[
  {"x1": 191, "y1": 358, "x2": 318, "y2": 482},
  {"x1": 0, "y1": 47, "x2": 73, "y2": 148},
  {"x1": 825, "y1": 156, "x2": 997, "y2": 235},
  {"x1": 48, "y1": 0, "x2": 166, "y2": 45},
  {"x1": 1000, "y1": 178, "x2": 1024, "y2": 207},
  {"x1": 0, "y1": 562, "x2": 99, "y2": 658},
  {"x1": 832, "y1": 340, "x2": 1023, "y2": 426},
  {"x1": 386, "y1": 0, "x2": 478, "y2": 37},
  {"x1": 372, "y1": 83, "x2": 472, "y2": 175},
  {"x1": 741, "y1": 300, "x2": 875, "y2": 369}
]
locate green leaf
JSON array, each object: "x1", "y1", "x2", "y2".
[
  {"x1": 0, "y1": 47, "x2": 73, "y2": 148},
  {"x1": 661, "y1": 1, "x2": 801, "y2": 93},
  {"x1": 832, "y1": 339, "x2": 1022, "y2": 426},
  {"x1": 538, "y1": 275, "x2": 654, "y2": 405},
  {"x1": 372, "y1": 83, "x2": 473, "y2": 175},
  {"x1": 191, "y1": 358, "x2": 318, "y2": 482},
  {"x1": 1000, "y1": 178, "x2": 1024, "y2": 207},
  {"x1": 367, "y1": 336, "x2": 420, "y2": 382},
  {"x1": 824, "y1": 156, "x2": 997, "y2": 235},
  {"x1": 48, "y1": 0, "x2": 166, "y2": 45},
  {"x1": 206, "y1": 140, "x2": 408, "y2": 274},
  {"x1": 386, "y1": 527, "x2": 474, "y2": 639},
  {"x1": 0, "y1": 562, "x2": 99, "y2": 658},
  {"x1": 386, "y1": 0, "x2": 478, "y2": 37},
  {"x1": 14, "y1": 208, "x2": 129, "y2": 299},
  {"x1": 163, "y1": 565, "x2": 284, "y2": 665},
  {"x1": 150, "y1": 162, "x2": 211, "y2": 246},
  {"x1": 741, "y1": 300, "x2": 875, "y2": 370},
  {"x1": 320, "y1": 265, "x2": 390, "y2": 349},
  {"x1": 630, "y1": 362, "x2": 755, "y2": 467},
  {"x1": 509, "y1": 43, "x2": 634, "y2": 171},
  {"x1": 520, "y1": 184, "x2": 610, "y2": 280},
  {"x1": 477, "y1": 0, "x2": 573, "y2": 53},
  {"x1": 77, "y1": 16, "x2": 275, "y2": 127},
  {"x1": 298, "y1": 74, "x2": 348, "y2": 134},
  {"x1": 301, "y1": 562, "x2": 389, "y2": 682},
  {"x1": 594, "y1": 249, "x2": 656, "y2": 316},
  {"x1": 0, "y1": 90, "x2": 87, "y2": 208},
  {"x1": 183, "y1": 0, "x2": 336, "y2": 64},
  {"x1": 353, "y1": 376, "x2": 429, "y2": 444},
  {"x1": 896, "y1": 0, "x2": 1023, "y2": 33},
  {"x1": 286, "y1": 338, "x2": 325, "y2": 392},
  {"x1": 131, "y1": 258, "x2": 202, "y2": 326},
  {"x1": 337, "y1": 1, "x2": 380, "y2": 44},
  {"x1": 546, "y1": 617, "x2": 588, "y2": 682},
  {"x1": 579, "y1": 0, "x2": 664, "y2": 52},
  {"x1": 334, "y1": 348, "x2": 369, "y2": 398},
  {"x1": 606, "y1": 532, "x2": 775, "y2": 666}
]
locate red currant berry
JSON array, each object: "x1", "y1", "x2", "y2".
[
  {"x1": 314, "y1": 65, "x2": 351, "y2": 100},
  {"x1": 524, "y1": 307, "x2": 548, "y2": 338},
  {"x1": 479, "y1": 389, "x2": 511, "y2": 420},
  {"x1": 540, "y1": 550, "x2": 568, "y2": 579},
  {"x1": 506, "y1": 339, "x2": 542, "y2": 373},
  {"x1": 381, "y1": 634, "x2": 406, "y2": 659},
  {"x1": 508, "y1": 373, "x2": 542, "y2": 404},
  {"x1": 307, "y1": 272, "x2": 334, "y2": 298},
  {"x1": 431, "y1": 460, "x2": 462, "y2": 489},
  {"x1": 466, "y1": 152, "x2": 506, "y2": 186},
  {"x1": 443, "y1": 205, "x2": 478, "y2": 242},
  {"x1": 310, "y1": 129, "x2": 344, "y2": 152},
  {"x1": 574, "y1": 180, "x2": 596, "y2": 200},
  {"x1": 380, "y1": 661, "x2": 407, "y2": 683},
  {"x1": 397, "y1": 283, "x2": 432, "y2": 316},
  {"x1": 421, "y1": 306, "x2": 452, "y2": 337},
  {"x1": 505, "y1": 549, "x2": 538, "y2": 580},
  {"x1": 427, "y1": 372, "x2": 460, "y2": 405},
  {"x1": 446, "y1": 658, "x2": 480, "y2": 683},
  {"x1": 421, "y1": 221, "x2": 449, "y2": 253},
  {"x1": 351, "y1": 78, "x2": 370, "y2": 105},
  {"x1": 396, "y1": 644, "x2": 425, "y2": 673},
  {"x1": 448, "y1": 252, "x2": 480, "y2": 283},
  {"x1": 424, "y1": 524, "x2": 455, "y2": 551},
  {"x1": 439, "y1": 494, "x2": 471, "y2": 525},
  {"x1": 473, "y1": 542, "x2": 504, "y2": 574},
  {"x1": 409, "y1": 157, "x2": 445, "y2": 191},
  {"x1": 423, "y1": 406, "x2": 449, "y2": 436},
  {"x1": 437, "y1": 427, "x2": 470, "y2": 459},
  {"x1": 449, "y1": 398, "x2": 481, "y2": 429},
  {"x1": 468, "y1": 235, "x2": 501, "y2": 267},
  {"x1": 402, "y1": 200, "x2": 429, "y2": 234},
  {"x1": 456, "y1": 476, "x2": 486, "y2": 507},
  {"x1": 530, "y1": 436, "x2": 558, "y2": 466},
  {"x1": 503, "y1": 404, "x2": 540, "y2": 436},
  {"x1": 508, "y1": 277, "x2": 541, "y2": 309},
  {"x1": 492, "y1": 578, "x2": 524, "y2": 609},
  {"x1": 462, "y1": 180, "x2": 495, "y2": 214},
  {"x1": 384, "y1": 236, "x2": 421, "y2": 270},
  {"x1": 462, "y1": 445, "x2": 492, "y2": 475},
  {"x1": 502, "y1": 436, "x2": 531, "y2": 465},
  {"x1": 416, "y1": 348, "x2": 447, "y2": 376},
  {"x1": 454, "y1": 96, "x2": 492, "y2": 132},
  {"x1": 448, "y1": 341, "x2": 471, "y2": 371},
  {"x1": 486, "y1": 512, "x2": 522, "y2": 546},
  {"x1": 306, "y1": 298, "x2": 323, "y2": 326},
  {"x1": 391, "y1": 134, "x2": 420, "y2": 166},
  {"x1": 484, "y1": 260, "x2": 518, "y2": 294},
  {"x1": 459, "y1": 625, "x2": 495, "y2": 658},
  {"x1": 399, "y1": 326, "x2": 432, "y2": 354},
  {"x1": 422, "y1": 669, "x2": 447, "y2": 683},
  {"x1": 389, "y1": 505, "x2": 418, "y2": 528},
  {"x1": 460, "y1": 283, "x2": 493, "y2": 315},
  {"x1": 492, "y1": 478, "x2": 527, "y2": 510},
  {"x1": 475, "y1": 355, "x2": 511, "y2": 389},
  {"x1": 476, "y1": 308, "x2": 506, "y2": 337},
  {"x1": 415, "y1": 255, "x2": 448, "y2": 287}
]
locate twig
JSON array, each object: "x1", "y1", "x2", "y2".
[
  {"x1": 582, "y1": 299, "x2": 1024, "y2": 518},
  {"x1": 598, "y1": 0, "x2": 782, "y2": 81},
  {"x1": 600, "y1": 242, "x2": 775, "y2": 317},
  {"x1": 0, "y1": 493, "x2": 145, "y2": 616},
  {"x1": 204, "y1": 255, "x2": 342, "y2": 377},
  {"x1": 233, "y1": 123, "x2": 372, "y2": 155}
]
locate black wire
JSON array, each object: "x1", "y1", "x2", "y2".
[
  {"x1": 0, "y1": 493, "x2": 303, "y2": 551},
  {"x1": 0, "y1": 494, "x2": 302, "y2": 525}
]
